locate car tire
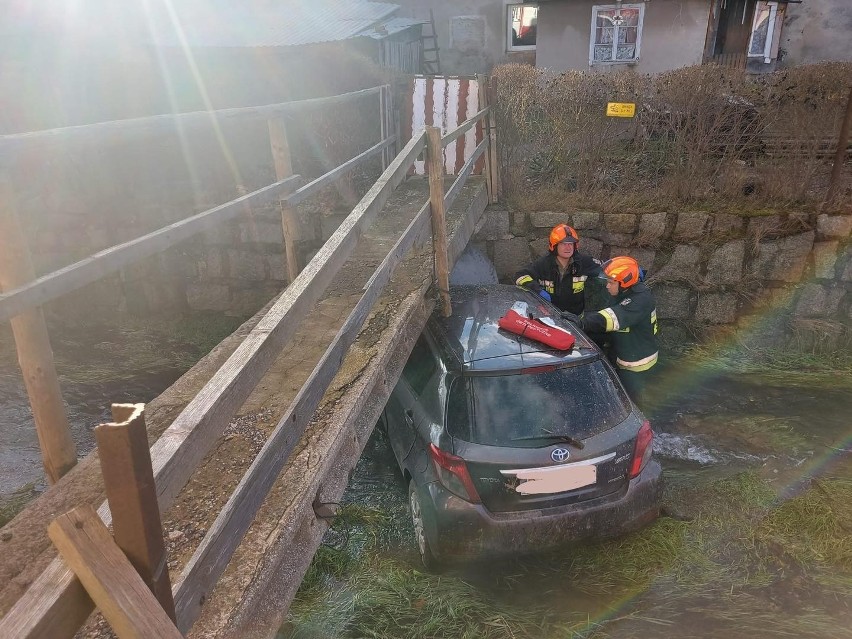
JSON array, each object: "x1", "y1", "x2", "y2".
[{"x1": 408, "y1": 480, "x2": 440, "y2": 570}]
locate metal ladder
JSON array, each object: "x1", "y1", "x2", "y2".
[{"x1": 421, "y1": 9, "x2": 441, "y2": 75}]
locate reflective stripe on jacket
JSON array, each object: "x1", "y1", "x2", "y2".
[{"x1": 514, "y1": 252, "x2": 602, "y2": 315}]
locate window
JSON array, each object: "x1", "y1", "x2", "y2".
[
  {"x1": 590, "y1": 3, "x2": 644, "y2": 65},
  {"x1": 748, "y1": 1, "x2": 780, "y2": 62},
  {"x1": 507, "y1": 3, "x2": 538, "y2": 51},
  {"x1": 402, "y1": 337, "x2": 438, "y2": 395}
]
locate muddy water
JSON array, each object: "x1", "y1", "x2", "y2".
[{"x1": 292, "y1": 364, "x2": 852, "y2": 639}]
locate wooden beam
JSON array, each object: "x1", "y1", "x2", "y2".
[
  {"x1": 0, "y1": 174, "x2": 300, "y2": 323},
  {"x1": 379, "y1": 86, "x2": 389, "y2": 171},
  {"x1": 268, "y1": 118, "x2": 300, "y2": 282},
  {"x1": 283, "y1": 136, "x2": 396, "y2": 208},
  {"x1": 0, "y1": 86, "x2": 385, "y2": 163},
  {"x1": 426, "y1": 127, "x2": 452, "y2": 317},
  {"x1": 486, "y1": 77, "x2": 501, "y2": 202},
  {"x1": 0, "y1": 176, "x2": 76, "y2": 484},
  {"x1": 172, "y1": 200, "x2": 434, "y2": 632},
  {"x1": 476, "y1": 75, "x2": 494, "y2": 204},
  {"x1": 48, "y1": 505, "x2": 182, "y2": 639},
  {"x1": 0, "y1": 131, "x2": 426, "y2": 639},
  {"x1": 95, "y1": 404, "x2": 176, "y2": 622},
  {"x1": 441, "y1": 106, "x2": 490, "y2": 148}
]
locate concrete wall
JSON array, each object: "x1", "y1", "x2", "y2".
[
  {"x1": 780, "y1": 0, "x2": 852, "y2": 67},
  {"x1": 537, "y1": 0, "x2": 709, "y2": 74},
  {"x1": 471, "y1": 207, "x2": 852, "y2": 340}
]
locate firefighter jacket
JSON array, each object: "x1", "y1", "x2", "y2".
[
  {"x1": 581, "y1": 282, "x2": 659, "y2": 372},
  {"x1": 514, "y1": 252, "x2": 602, "y2": 315}
]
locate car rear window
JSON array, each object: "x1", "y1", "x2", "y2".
[{"x1": 447, "y1": 361, "x2": 631, "y2": 447}]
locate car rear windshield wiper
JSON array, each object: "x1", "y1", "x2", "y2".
[{"x1": 513, "y1": 433, "x2": 585, "y2": 449}]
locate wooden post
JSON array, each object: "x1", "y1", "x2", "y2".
[
  {"x1": 476, "y1": 75, "x2": 495, "y2": 204},
  {"x1": 268, "y1": 118, "x2": 300, "y2": 282},
  {"x1": 486, "y1": 77, "x2": 501, "y2": 203},
  {"x1": 425, "y1": 127, "x2": 452, "y2": 317},
  {"x1": 379, "y1": 85, "x2": 389, "y2": 170},
  {"x1": 826, "y1": 85, "x2": 852, "y2": 206},
  {"x1": 48, "y1": 505, "x2": 183, "y2": 639},
  {"x1": 0, "y1": 176, "x2": 77, "y2": 484},
  {"x1": 95, "y1": 403, "x2": 176, "y2": 622}
]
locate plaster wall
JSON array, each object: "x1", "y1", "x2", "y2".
[
  {"x1": 537, "y1": 0, "x2": 709, "y2": 73},
  {"x1": 780, "y1": 0, "x2": 852, "y2": 67}
]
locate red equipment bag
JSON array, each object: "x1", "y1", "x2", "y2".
[{"x1": 497, "y1": 309, "x2": 575, "y2": 351}]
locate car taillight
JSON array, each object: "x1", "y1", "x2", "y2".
[
  {"x1": 629, "y1": 420, "x2": 653, "y2": 479},
  {"x1": 429, "y1": 444, "x2": 481, "y2": 503}
]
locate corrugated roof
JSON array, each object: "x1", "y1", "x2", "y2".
[
  {"x1": 360, "y1": 17, "x2": 426, "y2": 40},
  {"x1": 150, "y1": 0, "x2": 406, "y2": 48}
]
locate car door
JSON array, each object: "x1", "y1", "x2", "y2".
[{"x1": 386, "y1": 335, "x2": 441, "y2": 471}]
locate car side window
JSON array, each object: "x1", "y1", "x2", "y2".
[
  {"x1": 402, "y1": 336, "x2": 438, "y2": 395},
  {"x1": 446, "y1": 377, "x2": 471, "y2": 440}
]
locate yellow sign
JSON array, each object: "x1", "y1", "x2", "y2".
[{"x1": 606, "y1": 102, "x2": 636, "y2": 118}]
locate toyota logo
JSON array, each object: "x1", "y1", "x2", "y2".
[{"x1": 551, "y1": 448, "x2": 570, "y2": 462}]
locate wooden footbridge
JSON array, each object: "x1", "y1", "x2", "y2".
[{"x1": 0, "y1": 80, "x2": 498, "y2": 638}]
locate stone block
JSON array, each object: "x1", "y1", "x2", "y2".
[
  {"x1": 794, "y1": 283, "x2": 845, "y2": 318},
  {"x1": 581, "y1": 237, "x2": 604, "y2": 260},
  {"x1": 474, "y1": 209, "x2": 512, "y2": 240},
  {"x1": 817, "y1": 214, "x2": 852, "y2": 238},
  {"x1": 603, "y1": 213, "x2": 637, "y2": 234},
  {"x1": 706, "y1": 240, "x2": 745, "y2": 286},
  {"x1": 531, "y1": 238, "x2": 550, "y2": 256},
  {"x1": 186, "y1": 282, "x2": 230, "y2": 311},
  {"x1": 529, "y1": 210, "x2": 567, "y2": 229},
  {"x1": 493, "y1": 238, "x2": 533, "y2": 281},
  {"x1": 228, "y1": 285, "x2": 281, "y2": 317},
  {"x1": 654, "y1": 284, "x2": 693, "y2": 319},
  {"x1": 673, "y1": 212, "x2": 710, "y2": 242},
  {"x1": 748, "y1": 232, "x2": 814, "y2": 283},
  {"x1": 266, "y1": 252, "x2": 287, "y2": 281},
  {"x1": 198, "y1": 249, "x2": 226, "y2": 279},
  {"x1": 843, "y1": 248, "x2": 852, "y2": 281},
  {"x1": 637, "y1": 212, "x2": 668, "y2": 246},
  {"x1": 571, "y1": 211, "x2": 600, "y2": 230},
  {"x1": 609, "y1": 247, "x2": 656, "y2": 272},
  {"x1": 227, "y1": 249, "x2": 267, "y2": 281},
  {"x1": 710, "y1": 213, "x2": 744, "y2": 238},
  {"x1": 694, "y1": 292, "x2": 738, "y2": 324},
  {"x1": 747, "y1": 215, "x2": 783, "y2": 240},
  {"x1": 655, "y1": 245, "x2": 702, "y2": 282},
  {"x1": 598, "y1": 231, "x2": 634, "y2": 247},
  {"x1": 812, "y1": 241, "x2": 839, "y2": 280},
  {"x1": 240, "y1": 221, "x2": 284, "y2": 245}
]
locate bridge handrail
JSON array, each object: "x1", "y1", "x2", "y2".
[
  {"x1": 441, "y1": 106, "x2": 490, "y2": 148},
  {"x1": 0, "y1": 87, "x2": 383, "y2": 160},
  {"x1": 0, "y1": 82, "x2": 496, "y2": 638},
  {"x1": 0, "y1": 134, "x2": 394, "y2": 324},
  {"x1": 0, "y1": 129, "x2": 428, "y2": 639}
]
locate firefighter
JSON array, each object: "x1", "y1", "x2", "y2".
[
  {"x1": 569, "y1": 256, "x2": 659, "y2": 408},
  {"x1": 514, "y1": 224, "x2": 602, "y2": 315}
]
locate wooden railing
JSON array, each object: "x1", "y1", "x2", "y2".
[{"x1": 0, "y1": 77, "x2": 498, "y2": 638}]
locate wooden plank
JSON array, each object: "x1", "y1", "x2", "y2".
[
  {"x1": 48, "y1": 506, "x2": 182, "y2": 639},
  {"x1": 268, "y1": 118, "x2": 299, "y2": 281},
  {"x1": 0, "y1": 132, "x2": 426, "y2": 639},
  {"x1": 0, "y1": 174, "x2": 300, "y2": 323},
  {"x1": 0, "y1": 176, "x2": 76, "y2": 483},
  {"x1": 283, "y1": 136, "x2": 396, "y2": 208},
  {"x1": 426, "y1": 127, "x2": 451, "y2": 317},
  {"x1": 173, "y1": 200, "x2": 434, "y2": 632},
  {"x1": 0, "y1": 86, "x2": 385, "y2": 161},
  {"x1": 477, "y1": 75, "x2": 494, "y2": 204},
  {"x1": 441, "y1": 106, "x2": 490, "y2": 148},
  {"x1": 95, "y1": 404, "x2": 176, "y2": 622},
  {"x1": 486, "y1": 77, "x2": 501, "y2": 202}
]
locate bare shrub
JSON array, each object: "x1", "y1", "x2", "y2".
[{"x1": 493, "y1": 62, "x2": 852, "y2": 212}]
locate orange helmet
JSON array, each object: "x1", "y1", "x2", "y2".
[
  {"x1": 548, "y1": 224, "x2": 579, "y2": 252},
  {"x1": 602, "y1": 256, "x2": 640, "y2": 289}
]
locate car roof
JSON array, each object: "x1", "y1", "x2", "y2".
[{"x1": 429, "y1": 284, "x2": 600, "y2": 373}]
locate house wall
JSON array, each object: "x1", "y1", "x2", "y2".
[
  {"x1": 537, "y1": 0, "x2": 709, "y2": 73},
  {"x1": 393, "y1": 0, "x2": 535, "y2": 75},
  {"x1": 780, "y1": 0, "x2": 852, "y2": 67}
]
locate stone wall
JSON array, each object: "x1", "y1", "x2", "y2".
[{"x1": 470, "y1": 207, "x2": 852, "y2": 338}]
